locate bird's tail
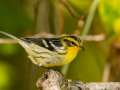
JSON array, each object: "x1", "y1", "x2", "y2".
[{"x1": 0, "y1": 31, "x2": 29, "y2": 49}]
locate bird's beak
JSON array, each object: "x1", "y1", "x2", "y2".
[
  {"x1": 79, "y1": 40, "x2": 85, "y2": 50},
  {"x1": 80, "y1": 45, "x2": 85, "y2": 50}
]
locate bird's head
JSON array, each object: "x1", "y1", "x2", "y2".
[{"x1": 61, "y1": 35, "x2": 83, "y2": 49}]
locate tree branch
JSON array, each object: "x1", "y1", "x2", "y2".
[
  {"x1": 59, "y1": 0, "x2": 79, "y2": 18},
  {"x1": 0, "y1": 34, "x2": 105, "y2": 44},
  {"x1": 79, "y1": 34, "x2": 105, "y2": 42},
  {"x1": 36, "y1": 69, "x2": 120, "y2": 90},
  {"x1": 0, "y1": 39, "x2": 17, "y2": 44}
]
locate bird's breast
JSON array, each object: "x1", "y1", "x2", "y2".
[{"x1": 63, "y1": 46, "x2": 80, "y2": 64}]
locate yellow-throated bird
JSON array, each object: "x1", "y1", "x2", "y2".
[{"x1": 0, "y1": 31, "x2": 83, "y2": 67}]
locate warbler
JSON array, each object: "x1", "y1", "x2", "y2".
[{"x1": 0, "y1": 31, "x2": 83, "y2": 67}]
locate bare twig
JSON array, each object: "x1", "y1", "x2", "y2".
[
  {"x1": 59, "y1": 0, "x2": 86, "y2": 34},
  {"x1": 105, "y1": 39, "x2": 120, "y2": 81},
  {"x1": 74, "y1": 15, "x2": 86, "y2": 35},
  {"x1": 34, "y1": 0, "x2": 50, "y2": 33},
  {"x1": 36, "y1": 69, "x2": 120, "y2": 90},
  {"x1": 54, "y1": 0, "x2": 64, "y2": 35},
  {"x1": 80, "y1": 34, "x2": 105, "y2": 42},
  {"x1": 0, "y1": 34, "x2": 105, "y2": 44},
  {"x1": 102, "y1": 63, "x2": 111, "y2": 82},
  {"x1": 59, "y1": 0, "x2": 79, "y2": 18},
  {"x1": 82, "y1": 0, "x2": 99, "y2": 36},
  {"x1": 0, "y1": 39, "x2": 17, "y2": 44}
]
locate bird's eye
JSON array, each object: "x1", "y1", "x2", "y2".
[
  {"x1": 71, "y1": 42, "x2": 76, "y2": 46},
  {"x1": 64, "y1": 39, "x2": 77, "y2": 46}
]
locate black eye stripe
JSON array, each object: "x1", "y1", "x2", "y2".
[{"x1": 63, "y1": 39, "x2": 77, "y2": 46}]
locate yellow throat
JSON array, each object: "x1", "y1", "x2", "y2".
[{"x1": 63, "y1": 46, "x2": 80, "y2": 64}]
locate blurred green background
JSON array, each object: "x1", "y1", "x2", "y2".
[{"x1": 0, "y1": 0, "x2": 120, "y2": 90}]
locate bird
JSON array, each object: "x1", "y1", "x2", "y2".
[{"x1": 0, "y1": 31, "x2": 83, "y2": 67}]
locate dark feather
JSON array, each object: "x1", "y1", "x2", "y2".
[{"x1": 21, "y1": 37, "x2": 63, "y2": 51}]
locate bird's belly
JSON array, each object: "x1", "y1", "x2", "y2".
[
  {"x1": 26, "y1": 44, "x2": 79, "y2": 67},
  {"x1": 32, "y1": 52, "x2": 65, "y2": 67},
  {"x1": 26, "y1": 46, "x2": 65, "y2": 67}
]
